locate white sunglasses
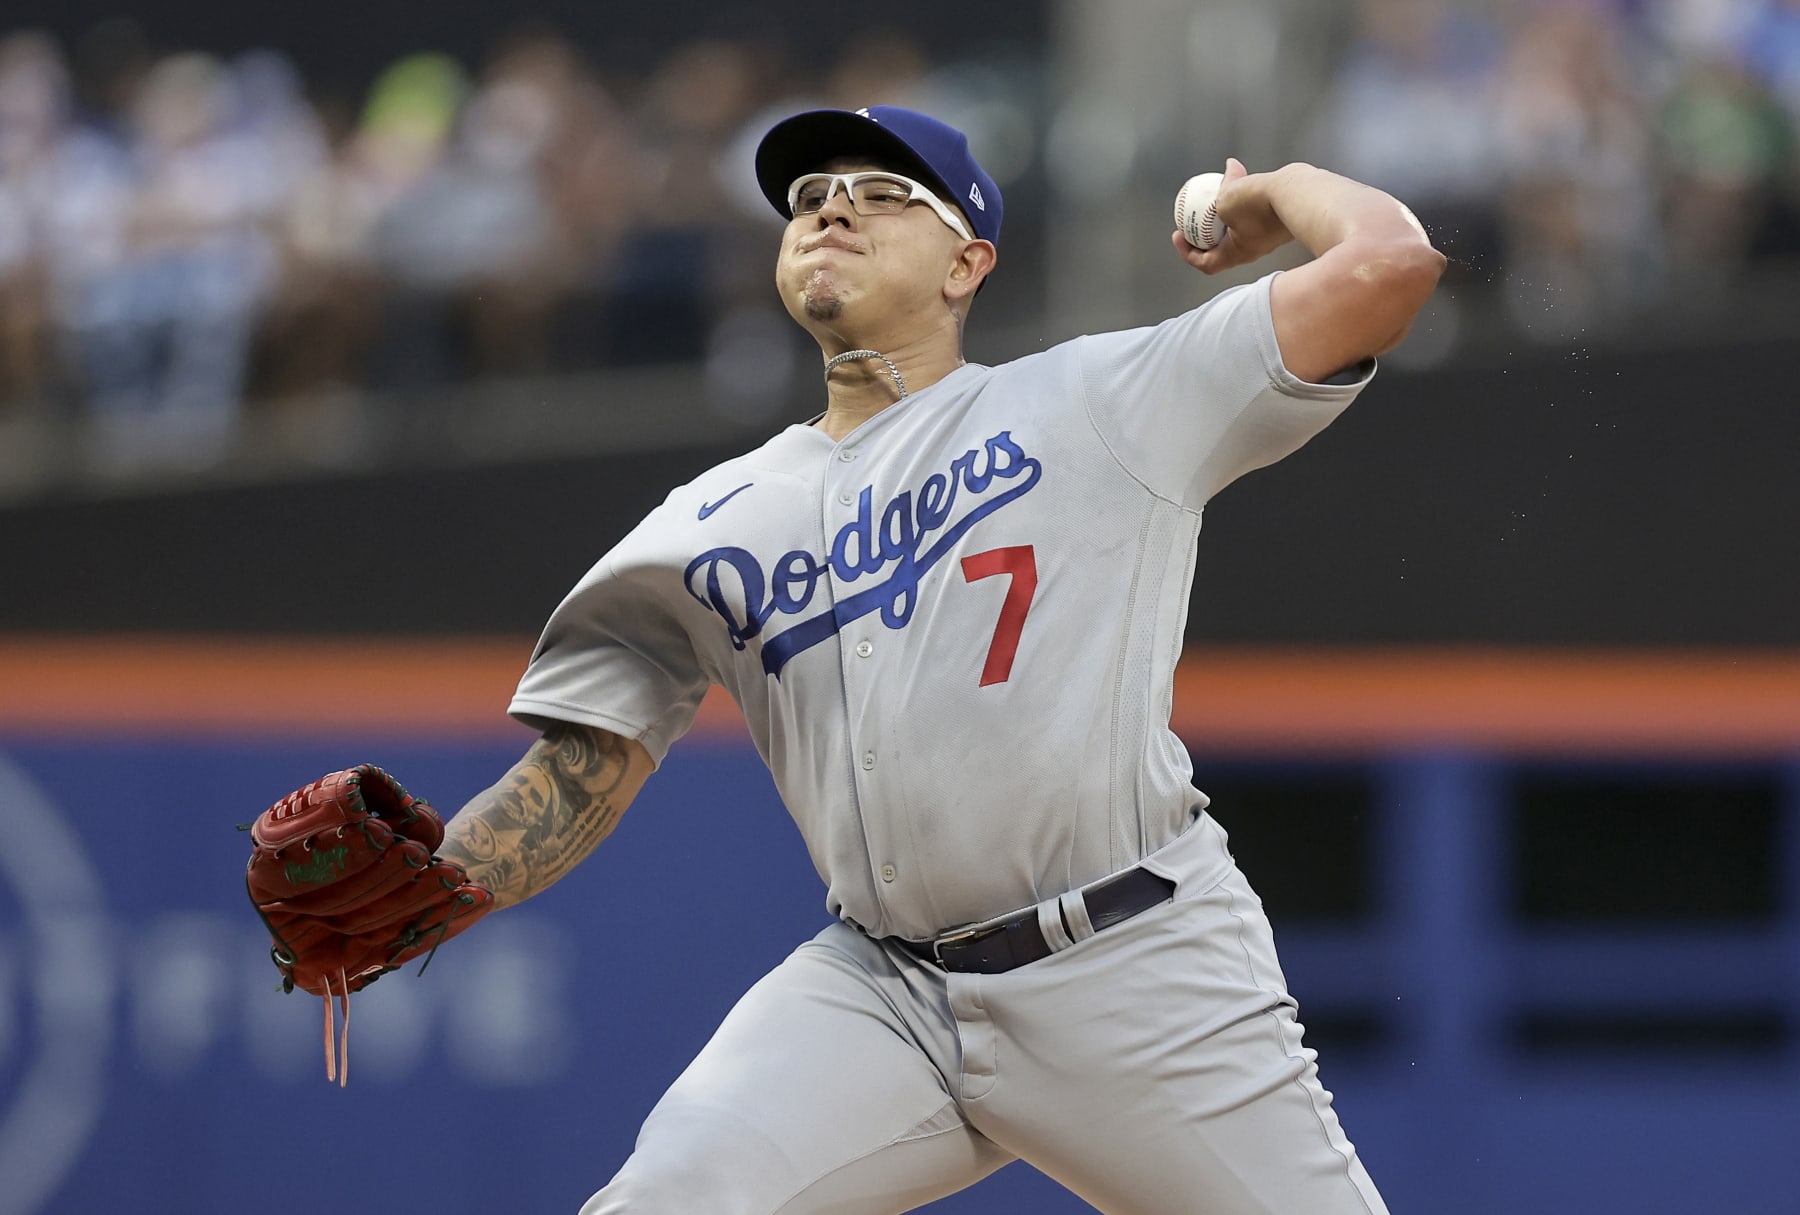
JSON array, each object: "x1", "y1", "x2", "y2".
[{"x1": 787, "y1": 171, "x2": 973, "y2": 241}]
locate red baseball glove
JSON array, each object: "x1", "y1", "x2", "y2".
[{"x1": 244, "y1": 764, "x2": 494, "y2": 1083}]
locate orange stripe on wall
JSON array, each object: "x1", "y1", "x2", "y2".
[
  {"x1": 1169, "y1": 649, "x2": 1800, "y2": 756},
  {"x1": 0, "y1": 636, "x2": 545, "y2": 738},
  {"x1": 1, "y1": 637, "x2": 1798, "y2": 755}
]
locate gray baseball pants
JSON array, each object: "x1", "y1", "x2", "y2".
[{"x1": 582, "y1": 814, "x2": 1390, "y2": 1214}]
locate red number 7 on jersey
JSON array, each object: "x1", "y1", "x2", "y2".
[{"x1": 960, "y1": 545, "x2": 1037, "y2": 687}]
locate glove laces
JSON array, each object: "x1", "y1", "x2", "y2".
[
  {"x1": 316, "y1": 900, "x2": 465, "y2": 1086},
  {"x1": 322, "y1": 967, "x2": 350, "y2": 1087}
]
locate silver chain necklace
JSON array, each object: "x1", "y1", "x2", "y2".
[{"x1": 822, "y1": 349, "x2": 908, "y2": 399}]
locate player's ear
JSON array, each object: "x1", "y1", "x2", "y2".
[{"x1": 945, "y1": 239, "x2": 997, "y2": 306}]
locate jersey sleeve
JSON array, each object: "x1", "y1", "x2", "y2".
[
  {"x1": 1077, "y1": 271, "x2": 1374, "y2": 509},
  {"x1": 509, "y1": 523, "x2": 710, "y2": 767}
]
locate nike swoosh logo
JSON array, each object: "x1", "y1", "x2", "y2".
[{"x1": 698, "y1": 483, "x2": 754, "y2": 520}]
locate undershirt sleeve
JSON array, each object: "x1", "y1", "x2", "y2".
[{"x1": 1077, "y1": 272, "x2": 1375, "y2": 510}]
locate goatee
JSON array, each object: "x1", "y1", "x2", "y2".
[{"x1": 802, "y1": 270, "x2": 843, "y2": 322}]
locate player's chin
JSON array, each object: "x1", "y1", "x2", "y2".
[
  {"x1": 799, "y1": 288, "x2": 847, "y2": 324},
  {"x1": 777, "y1": 267, "x2": 850, "y2": 325}
]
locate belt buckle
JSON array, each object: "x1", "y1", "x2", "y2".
[{"x1": 931, "y1": 924, "x2": 991, "y2": 965}]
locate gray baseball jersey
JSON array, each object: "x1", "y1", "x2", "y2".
[{"x1": 510, "y1": 272, "x2": 1370, "y2": 942}]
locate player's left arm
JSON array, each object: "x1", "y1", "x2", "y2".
[
  {"x1": 1172, "y1": 159, "x2": 1446, "y2": 383},
  {"x1": 437, "y1": 721, "x2": 656, "y2": 910}
]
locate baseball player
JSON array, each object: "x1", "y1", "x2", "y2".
[{"x1": 246, "y1": 105, "x2": 1442, "y2": 1212}]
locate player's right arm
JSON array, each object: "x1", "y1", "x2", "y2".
[
  {"x1": 1174, "y1": 159, "x2": 1445, "y2": 383},
  {"x1": 437, "y1": 721, "x2": 657, "y2": 910}
]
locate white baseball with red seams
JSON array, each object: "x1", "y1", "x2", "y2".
[{"x1": 1176, "y1": 171, "x2": 1227, "y2": 250}]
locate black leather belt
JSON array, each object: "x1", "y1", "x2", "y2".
[{"x1": 893, "y1": 867, "x2": 1175, "y2": 974}]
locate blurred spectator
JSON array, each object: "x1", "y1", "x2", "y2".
[
  {"x1": 0, "y1": 31, "x2": 66, "y2": 410},
  {"x1": 1656, "y1": 53, "x2": 1794, "y2": 282},
  {"x1": 354, "y1": 52, "x2": 470, "y2": 389},
  {"x1": 255, "y1": 94, "x2": 379, "y2": 401},
  {"x1": 606, "y1": 39, "x2": 770, "y2": 366},
  {"x1": 355, "y1": 37, "x2": 646, "y2": 386},
  {"x1": 1742, "y1": 0, "x2": 1800, "y2": 121},
  {"x1": 69, "y1": 18, "x2": 152, "y2": 133},
  {"x1": 60, "y1": 51, "x2": 281, "y2": 468},
  {"x1": 819, "y1": 32, "x2": 932, "y2": 111},
  {"x1": 263, "y1": 52, "x2": 466, "y2": 401},
  {"x1": 1304, "y1": 0, "x2": 1506, "y2": 272},
  {"x1": 1491, "y1": 3, "x2": 1662, "y2": 337},
  {"x1": 1739, "y1": 0, "x2": 1800, "y2": 252},
  {"x1": 482, "y1": 30, "x2": 640, "y2": 373}
]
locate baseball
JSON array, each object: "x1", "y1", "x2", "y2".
[{"x1": 1174, "y1": 172, "x2": 1226, "y2": 251}]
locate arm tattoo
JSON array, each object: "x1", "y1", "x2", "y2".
[{"x1": 439, "y1": 724, "x2": 638, "y2": 909}]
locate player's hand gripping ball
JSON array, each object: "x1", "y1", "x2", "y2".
[{"x1": 1174, "y1": 171, "x2": 1226, "y2": 251}]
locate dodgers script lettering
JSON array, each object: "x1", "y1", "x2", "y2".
[{"x1": 684, "y1": 431, "x2": 1042, "y2": 676}]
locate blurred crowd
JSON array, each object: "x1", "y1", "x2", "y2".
[
  {"x1": 0, "y1": 0, "x2": 1797, "y2": 473},
  {"x1": 0, "y1": 20, "x2": 1020, "y2": 470},
  {"x1": 1308, "y1": 0, "x2": 1800, "y2": 340}
]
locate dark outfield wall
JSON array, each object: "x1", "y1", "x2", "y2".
[{"x1": 2, "y1": 335, "x2": 1794, "y2": 644}]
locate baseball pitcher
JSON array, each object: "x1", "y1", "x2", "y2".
[{"x1": 244, "y1": 105, "x2": 1443, "y2": 1213}]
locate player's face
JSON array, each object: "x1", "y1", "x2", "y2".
[{"x1": 775, "y1": 156, "x2": 976, "y2": 333}]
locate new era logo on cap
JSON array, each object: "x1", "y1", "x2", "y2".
[{"x1": 968, "y1": 182, "x2": 985, "y2": 212}]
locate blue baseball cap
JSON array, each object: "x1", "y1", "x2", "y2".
[{"x1": 755, "y1": 105, "x2": 1003, "y2": 249}]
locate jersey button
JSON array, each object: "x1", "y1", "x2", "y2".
[
  {"x1": 862, "y1": 750, "x2": 876, "y2": 770},
  {"x1": 855, "y1": 639, "x2": 873, "y2": 657},
  {"x1": 838, "y1": 492, "x2": 854, "y2": 506},
  {"x1": 838, "y1": 450, "x2": 856, "y2": 462},
  {"x1": 880, "y1": 863, "x2": 896, "y2": 883}
]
